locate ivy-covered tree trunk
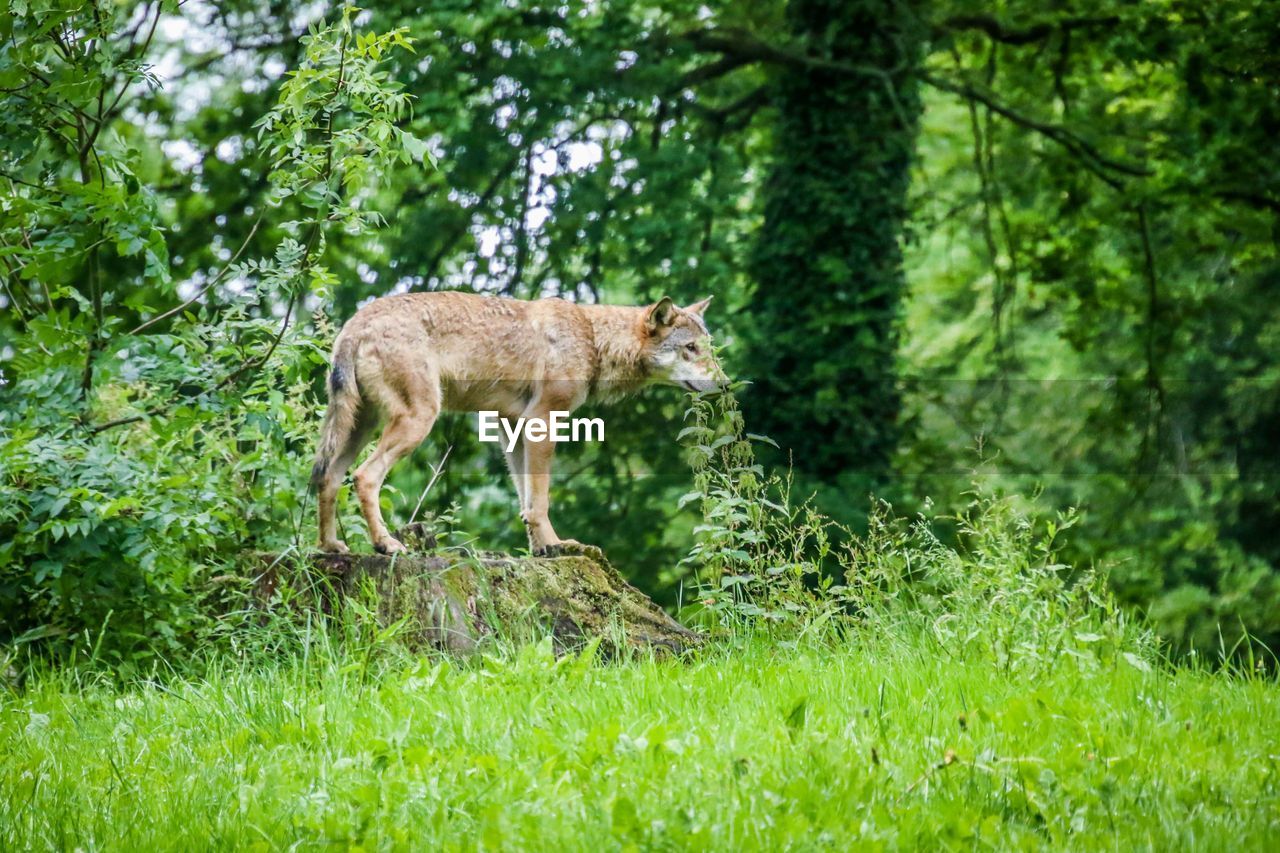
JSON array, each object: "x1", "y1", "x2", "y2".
[{"x1": 742, "y1": 0, "x2": 926, "y2": 509}]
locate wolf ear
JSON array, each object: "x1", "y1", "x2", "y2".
[
  {"x1": 686, "y1": 296, "x2": 713, "y2": 316},
  {"x1": 645, "y1": 296, "x2": 677, "y2": 332}
]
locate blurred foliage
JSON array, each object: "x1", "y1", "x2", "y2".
[
  {"x1": 900, "y1": 0, "x2": 1280, "y2": 654},
  {"x1": 0, "y1": 3, "x2": 420, "y2": 664},
  {"x1": 1, "y1": 0, "x2": 1278, "y2": 661}
]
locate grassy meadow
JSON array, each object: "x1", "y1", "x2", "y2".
[
  {"x1": 3, "y1": 623, "x2": 1277, "y2": 850},
  {"x1": 4, "y1": 488, "x2": 1279, "y2": 850},
  {"x1": 6, "y1": 4, "x2": 1280, "y2": 851}
]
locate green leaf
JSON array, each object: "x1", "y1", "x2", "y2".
[{"x1": 1122, "y1": 652, "x2": 1152, "y2": 673}]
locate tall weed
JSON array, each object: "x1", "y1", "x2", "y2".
[{"x1": 681, "y1": 386, "x2": 1153, "y2": 667}]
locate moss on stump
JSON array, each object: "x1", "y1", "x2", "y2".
[{"x1": 251, "y1": 524, "x2": 700, "y2": 656}]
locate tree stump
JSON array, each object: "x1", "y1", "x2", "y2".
[{"x1": 250, "y1": 524, "x2": 701, "y2": 656}]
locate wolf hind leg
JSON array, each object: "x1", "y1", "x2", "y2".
[
  {"x1": 354, "y1": 400, "x2": 438, "y2": 555},
  {"x1": 315, "y1": 412, "x2": 375, "y2": 553}
]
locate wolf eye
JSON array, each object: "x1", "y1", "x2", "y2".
[{"x1": 685, "y1": 343, "x2": 698, "y2": 354}]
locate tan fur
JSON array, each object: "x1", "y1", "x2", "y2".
[{"x1": 311, "y1": 291, "x2": 722, "y2": 555}]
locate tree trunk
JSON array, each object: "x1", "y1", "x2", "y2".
[
  {"x1": 249, "y1": 524, "x2": 701, "y2": 656},
  {"x1": 741, "y1": 0, "x2": 927, "y2": 510}
]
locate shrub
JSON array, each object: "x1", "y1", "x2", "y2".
[
  {"x1": 0, "y1": 9, "x2": 420, "y2": 668},
  {"x1": 681, "y1": 386, "x2": 1153, "y2": 670}
]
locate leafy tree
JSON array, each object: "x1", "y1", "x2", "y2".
[{"x1": 0, "y1": 2, "x2": 422, "y2": 662}]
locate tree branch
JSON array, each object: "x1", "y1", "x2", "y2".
[
  {"x1": 688, "y1": 85, "x2": 770, "y2": 129},
  {"x1": 671, "y1": 24, "x2": 1147, "y2": 183},
  {"x1": 88, "y1": 289, "x2": 300, "y2": 437},
  {"x1": 675, "y1": 27, "x2": 910, "y2": 127},
  {"x1": 937, "y1": 14, "x2": 1120, "y2": 46},
  {"x1": 127, "y1": 212, "x2": 265, "y2": 335},
  {"x1": 679, "y1": 26, "x2": 903, "y2": 83},
  {"x1": 1214, "y1": 190, "x2": 1280, "y2": 215},
  {"x1": 413, "y1": 150, "x2": 523, "y2": 289},
  {"x1": 676, "y1": 53, "x2": 755, "y2": 90},
  {"x1": 921, "y1": 73, "x2": 1149, "y2": 187}
]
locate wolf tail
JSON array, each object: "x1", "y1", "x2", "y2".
[{"x1": 310, "y1": 335, "x2": 361, "y2": 492}]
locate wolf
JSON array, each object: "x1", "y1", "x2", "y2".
[{"x1": 311, "y1": 291, "x2": 723, "y2": 556}]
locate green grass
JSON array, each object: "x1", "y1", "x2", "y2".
[{"x1": 2, "y1": 625, "x2": 1277, "y2": 850}]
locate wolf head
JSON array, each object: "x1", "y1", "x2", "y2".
[{"x1": 642, "y1": 296, "x2": 725, "y2": 393}]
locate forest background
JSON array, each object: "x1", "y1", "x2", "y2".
[{"x1": 2, "y1": 0, "x2": 1278, "y2": 664}]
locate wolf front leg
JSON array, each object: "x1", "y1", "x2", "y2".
[
  {"x1": 503, "y1": 438, "x2": 528, "y2": 513},
  {"x1": 520, "y1": 431, "x2": 563, "y2": 553},
  {"x1": 520, "y1": 430, "x2": 604, "y2": 559}
]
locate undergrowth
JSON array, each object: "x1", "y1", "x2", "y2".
[{"x1": 678, "y1": 384, "x2": 1159, "y2": 678}]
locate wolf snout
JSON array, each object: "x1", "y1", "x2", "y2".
[{"x1": 683, "y1": 376, "x2": 727, "y2": 394}]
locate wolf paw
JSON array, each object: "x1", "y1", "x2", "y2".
[
  {"x1": 318, "y1": 539, "x2": 350, "y2": 555},
  {"x1": 534, "y1": 540, "x2": 606, "y2": 562},
  {"x1": 374, "y1": 538, "x2": 408, "y2": 556}
]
